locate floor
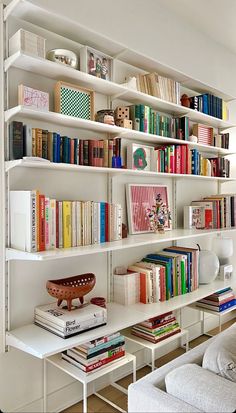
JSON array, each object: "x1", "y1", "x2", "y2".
[{"x1": 63, "y1": 319, "x2": 235, "y2": 413}]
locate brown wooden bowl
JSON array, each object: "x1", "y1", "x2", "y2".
[{"x1": 46, "y1": 273, "x2": 96, "y2": 311}]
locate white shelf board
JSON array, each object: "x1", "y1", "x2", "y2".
[
  {"x1": 4, "y1": 53, "x2": 236, "y2": 129},
  {"x1": 47, "y1": 353, "x2": 135, "y2": 384},
  {"x1": 6, "y1": 227, "x2": 236, "y2": 261},
  {"x1": 6, "y1": 281, "x2": 231, "y2": 358},
  {"x1": 5, "y1": 159, "x2": 236, "y2": 182},
  {"x1": 4, "y1": 0, "x2": 236, "y2": 101},
  {"x1": 121, "y1": 328, "x2": 188, "y2": 351},
  {"x1": 128, "y1": 280, "x2": 232, "y2": 318},
  {"x1": 4, "y1": 52, "x2": 124, "y2": 97},
  {"x1": 4, "y1": 106, "x2": 123, "y2": 134},
  {"x1": 190, "y1": 303, "x2": 236, "y2": 317},
  {"x1": 6, "y1": 303, "x2": 146, "y2": 359}
]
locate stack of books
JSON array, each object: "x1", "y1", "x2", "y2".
[
  {"x1": 62, "y1": 332, "x2": 125, "y2": 373},
  {"x1": 34, "y1": 302, "x2": 107, "y2": 338},
  {"x1": 113, "y1": 271, "x2": 140, "y2": 305},
  {"x1": 127, "y1": 245, "x2": 199, "y2": 303},
  {"x1": 131, "y1": 312, "x2": 181, "y2": 344},
  {"x1": 196, "y1": 287, "x2": 236, "y2": 312},
  {"x1": 134, "y1": 72, "x2": 180, "y2": 104},
  {"x1": 186, "y1": 93, "x2": 228, "y2": 120},
  {"x1": 10, "y1": 191, "x2": 122, "y2": 252}
]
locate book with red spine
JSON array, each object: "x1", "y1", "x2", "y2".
[
  {"x1": 79, "y1": 140, "x2": 84, "y2": 165},
  {"x1": 62, "y1": 349, "x2": 125, "y2": 373},
  {"x1": 175, "y1": 145, "x2": 181, "y2": 174}
]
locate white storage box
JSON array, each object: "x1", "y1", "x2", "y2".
[
  {"x1": 9, "y1": 29, "x2": 46, "y2": 58},
  {"x1": 114, "y1": 272, "x2": 140, "y2": 306}
]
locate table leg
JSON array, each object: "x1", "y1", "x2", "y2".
[
  {"x1": 219, "y1": 315, "x2": 222, "y2": 333},
  {"x1": 43, "y1": 359, "x2": 47, "y2": 413},
  {"x1": 83, "y1": 382, "x2": 87, "y2": 413},
  {"x1": 133, "y1": 356, "x2": 136, "y2": 382},
  {"x1": 151, "y1": 349, "x2": 155, "y2": 372},
  {"x1": 185, "y1": 331, "x2": 189, "y2": 352}
]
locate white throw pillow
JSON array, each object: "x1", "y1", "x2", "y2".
[{"x1": 202, "y1": 323, "x2": 236, "y2": 382}]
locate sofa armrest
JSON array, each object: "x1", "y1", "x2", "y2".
[
  {"x1": 128, "y1": 381, "x2": 202, "y2": 412},
  {"x1": 165, "y1": 363, "x2": 236, "y2": 413}
]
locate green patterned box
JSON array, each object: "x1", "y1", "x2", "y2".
[{"x1": 55, "y1": 81, "x2": 94, "y2": 120}]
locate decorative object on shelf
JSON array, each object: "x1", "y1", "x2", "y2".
[
  {"x1": 127, "y1": 142, "x2": 154, "y2": 171},
  {"x1": 54, "y1": 80, "x2": 94, "y2": 120},
  {"x1": 46, "y1": 49, "x2": 78, "y2": 69},
  {"x1": 180, "y1": 94, "x2": 191, "y2": 108},
  {"x1": 115, "y1": 106, "x2": 130, "y2": 120},
  {"x1": 46, "y1": 273, "x2": 96, "y2": 311},
  {"x1": 145, "y1": 192, "x2": 172, "y2": 234},
  {"x1": 9, "y1": 28, "x2": 46, "y2": 58},
  {"x1": 212, "y1": 236, "x2": 233, "y2": 280},
  {"x1": 126, "y1": 184, "x2": 172, "y2": 234},
  {"x1": 120, "y1": 76, "x2": 137, "y2": 90},
  {"x1": 90, "y1": 296, "x2": 106, "y2": 308},
  {"x1": 192, "y1": 124, "x2": 214, "y2": 146},
  {"x1": 189, "y1": 134, "x2": 198, "y2": 143},
  {"x1": 18, "y1": 84, "x2": 49, "y2": 111},
  {"x1": 95, "y1": 109, "x2": 115, "y2": 125},
  {"x1": 197, "y1": 244, "x2": 219, "y2": 284},
  {"x1": 79, "y1": 45, "x2": 112, "y2": 80},
  {"x1": 183, "y1": 205, "x2": 205, "y2": 229},
  {"x1": 112, "y1": 156, "x2": 122, "y2": 168},
  {"x1": 115, "y1": 119, "x2": 133, "y2": 129}
]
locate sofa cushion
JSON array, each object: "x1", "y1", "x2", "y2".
[
  {"x1": 202, "y1": 323, "x2": 236, "y2": 382},
  {"x1": 165, "y1": 363, "x2": 236, "y2": 413}
]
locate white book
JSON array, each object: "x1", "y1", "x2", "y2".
[
  {"x1": 35, "y1": 302, "x2": 107, "y2": 328},
  {"x1": 35, "y1": 314, "x2": 106, "y2": 334},
  {"x1": 71, "y1": 201, "x2": 77, "y2": 247},
  {"x1": 76, "y1": 201, "x2": 82, "y2": 246},
  {"x1": 23, "y1": 125, "x2": 32, "y2": 157},
  {"x1": 58, "y1": 201, "x2": 63, "y2": 248},
  {"x1": 116, "y1": 204, "x2": 122, "y2": 240},
  {"x1": 10, "y1": 190, "x2": 37, "y2": 252},
  {"x1": 49, "y1": 199, "x2": 56, "y2": 249}
]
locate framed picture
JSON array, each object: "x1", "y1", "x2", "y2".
[
  {"x1": 79, "y1": 46, "x2": 112, "y2": 81},
  {"x1": 54, "y1": 81, "x2": 94, "y2": 120},
  {"x1": 127, "y1": 142, "x2": 154, "y2": 171},
  {"x1": 18, "y1": 84, "x2": 49, "y2": 111},
  {"x1": 126, "y1": 183, "x2": 172, "y2": 234}
]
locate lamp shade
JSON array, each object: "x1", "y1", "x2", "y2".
[{"x1": 212, "y1": 237, "x2": 233, "y2": 260}]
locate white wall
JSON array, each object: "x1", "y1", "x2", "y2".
[{"x1": 1, "y1": 1, "x2": 236, "y2": 412}]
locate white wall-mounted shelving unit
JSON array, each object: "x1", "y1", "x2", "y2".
[{"x1": 1, "y1": 0, "x2": 236, "y2": 411}]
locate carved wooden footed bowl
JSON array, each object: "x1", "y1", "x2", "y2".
[{"x1": 46, "y1": 273, "x2": 96, "y2": 311}]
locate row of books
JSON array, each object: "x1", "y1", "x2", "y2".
[
  {"x1": 62, "y1": 332, "x2": 125, "y2": 373},
  {"x1": 9, "y1": 121, "x2": 123, "y2": 167},
  {"x1": 10, "y1": 191, "x2": 122, "y2": 253},
  {"x1": 125, "y1": 246, "x2": 199, "y2": 304},
  {"x1": 213, "y1": 133, "x2": 229, "y2": 149},
  {"x1": 34, "y1": 302, "x2": 107, "y2": 339},
  {"x1": 153, "y1": 144, "x2": 230, "y2": 177},
  {"x1": 184, "y1": 193, "x2": 236, "y2": 230},
  {"x1": 131, "y1": 311, "x2": 181, "y2": 344},
  {"x1": 196, "y1": 287, "x2": 236, "y2": 312},
  {"x1": 134, "y1": 72, "x2": 180, "y2": 104},
  {"x1": 186, "y1": 93, "x2": 228, "y2": 120}
]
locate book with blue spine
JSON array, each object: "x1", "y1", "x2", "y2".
[
  {"x1": 145, "y1": 254, "x2": 172, "y2": 299},
  {"x1": 100, "y1": 202, "x2": 106, "y2": 243}
]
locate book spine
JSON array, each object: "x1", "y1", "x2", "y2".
[
  {"x1": 39, "y1": 194, "x2": 45, "y2": 251},
  {"x1": 45, "y1": 197, "x2": 50, "y2": 250},
  {"x1": 63, "y1": 201, "x2": 72, "y2": 248},
  {"x1": 31, "y1": 190, "x2": 37, "y2": 252},
  {"x1": 9, "y1": 121, "x2": 24, "y2": 160},
  {"x1": 50, "y1": 199, "x2": 56, "y2": 249},
  {"x1": 58, "y1": 201, "x2": 63, "y2": 248}
]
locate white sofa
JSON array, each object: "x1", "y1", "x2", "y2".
[{"x1": 128, "y1": 323, "x2": 236, "y2": 413}]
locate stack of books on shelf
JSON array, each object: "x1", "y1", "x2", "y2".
[
  {"x1": 134, "y1": 72, "x2": 180, "y2": 104},
  {"x1": 62, "y1": 332, "x2": 125, "y2": 372},
  {"x1": 131, "y1": 311, "x2": 181, "y2": 344},
  {"x1": 184, "y1": 193, "x2": 236, "y2": 230},
  {"x1": 196, "y1": 287, "x2": 236, "y2": 312},
  {"x1": 9, "y1": 121, "x2": 123, "y2": 168},
  {"x1": 153, "y1": 145, "x2": 230, "y2": 177},
  {"x1": 113, "y1": 271, "x2": 140, "y2": 305},
  {"x1": 10, "y1": 191, "x2": 122, "y2": 252},
  {"x1": 185, "y1": 93, "x2": 228, "y2": 120},
  {"x1": 34, "y1": 302, "x2": 107, "y2": 338},
  {"x1": 126, "y1": 246, "x2": 199, "y2": 304}
]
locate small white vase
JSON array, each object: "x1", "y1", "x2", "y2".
[{"x1": 199, "y1": 249, "x2": 220, "y2": 284}]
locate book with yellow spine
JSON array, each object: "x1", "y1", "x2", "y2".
[{"x1": 63, "y1": 201, "x2": 72, "y2": 248}]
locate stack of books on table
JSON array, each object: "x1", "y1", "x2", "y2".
[
  {"x1": 131, "y1": 311, "x2": 181, "y2": 344},
  {"x1": 34, "y1": 303, "x2": 107, "y2": 338},
  {"x1": 196, "y1": 287, "x2": 236, "y2": 312},
  {"x1": 62, "y1": 332, "x2": 125, "y2": 373}
]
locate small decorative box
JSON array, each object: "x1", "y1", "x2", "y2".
[
  {"x1": 9, "y1": 29, "x2": 46, "y2": 58},
  {"x1": 18, "y1": 84, "x2": 49, "y2": 111},
  {"x1": 54, "y1": 81, "x2": 94, "y2": 120}
]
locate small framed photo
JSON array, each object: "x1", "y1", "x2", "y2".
[
  {"x1": 79, "y1": 46, "x2": 112, "y2": 81},
  {"x1": 126, "y1": 183, "x2": 172, "y2": 234},
  {"x1": 127, "y1": 143, "x2": 154, "y2": 171},
  {"x1": 54, "y1": 81, "x2": 94, "y2": 120}
]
